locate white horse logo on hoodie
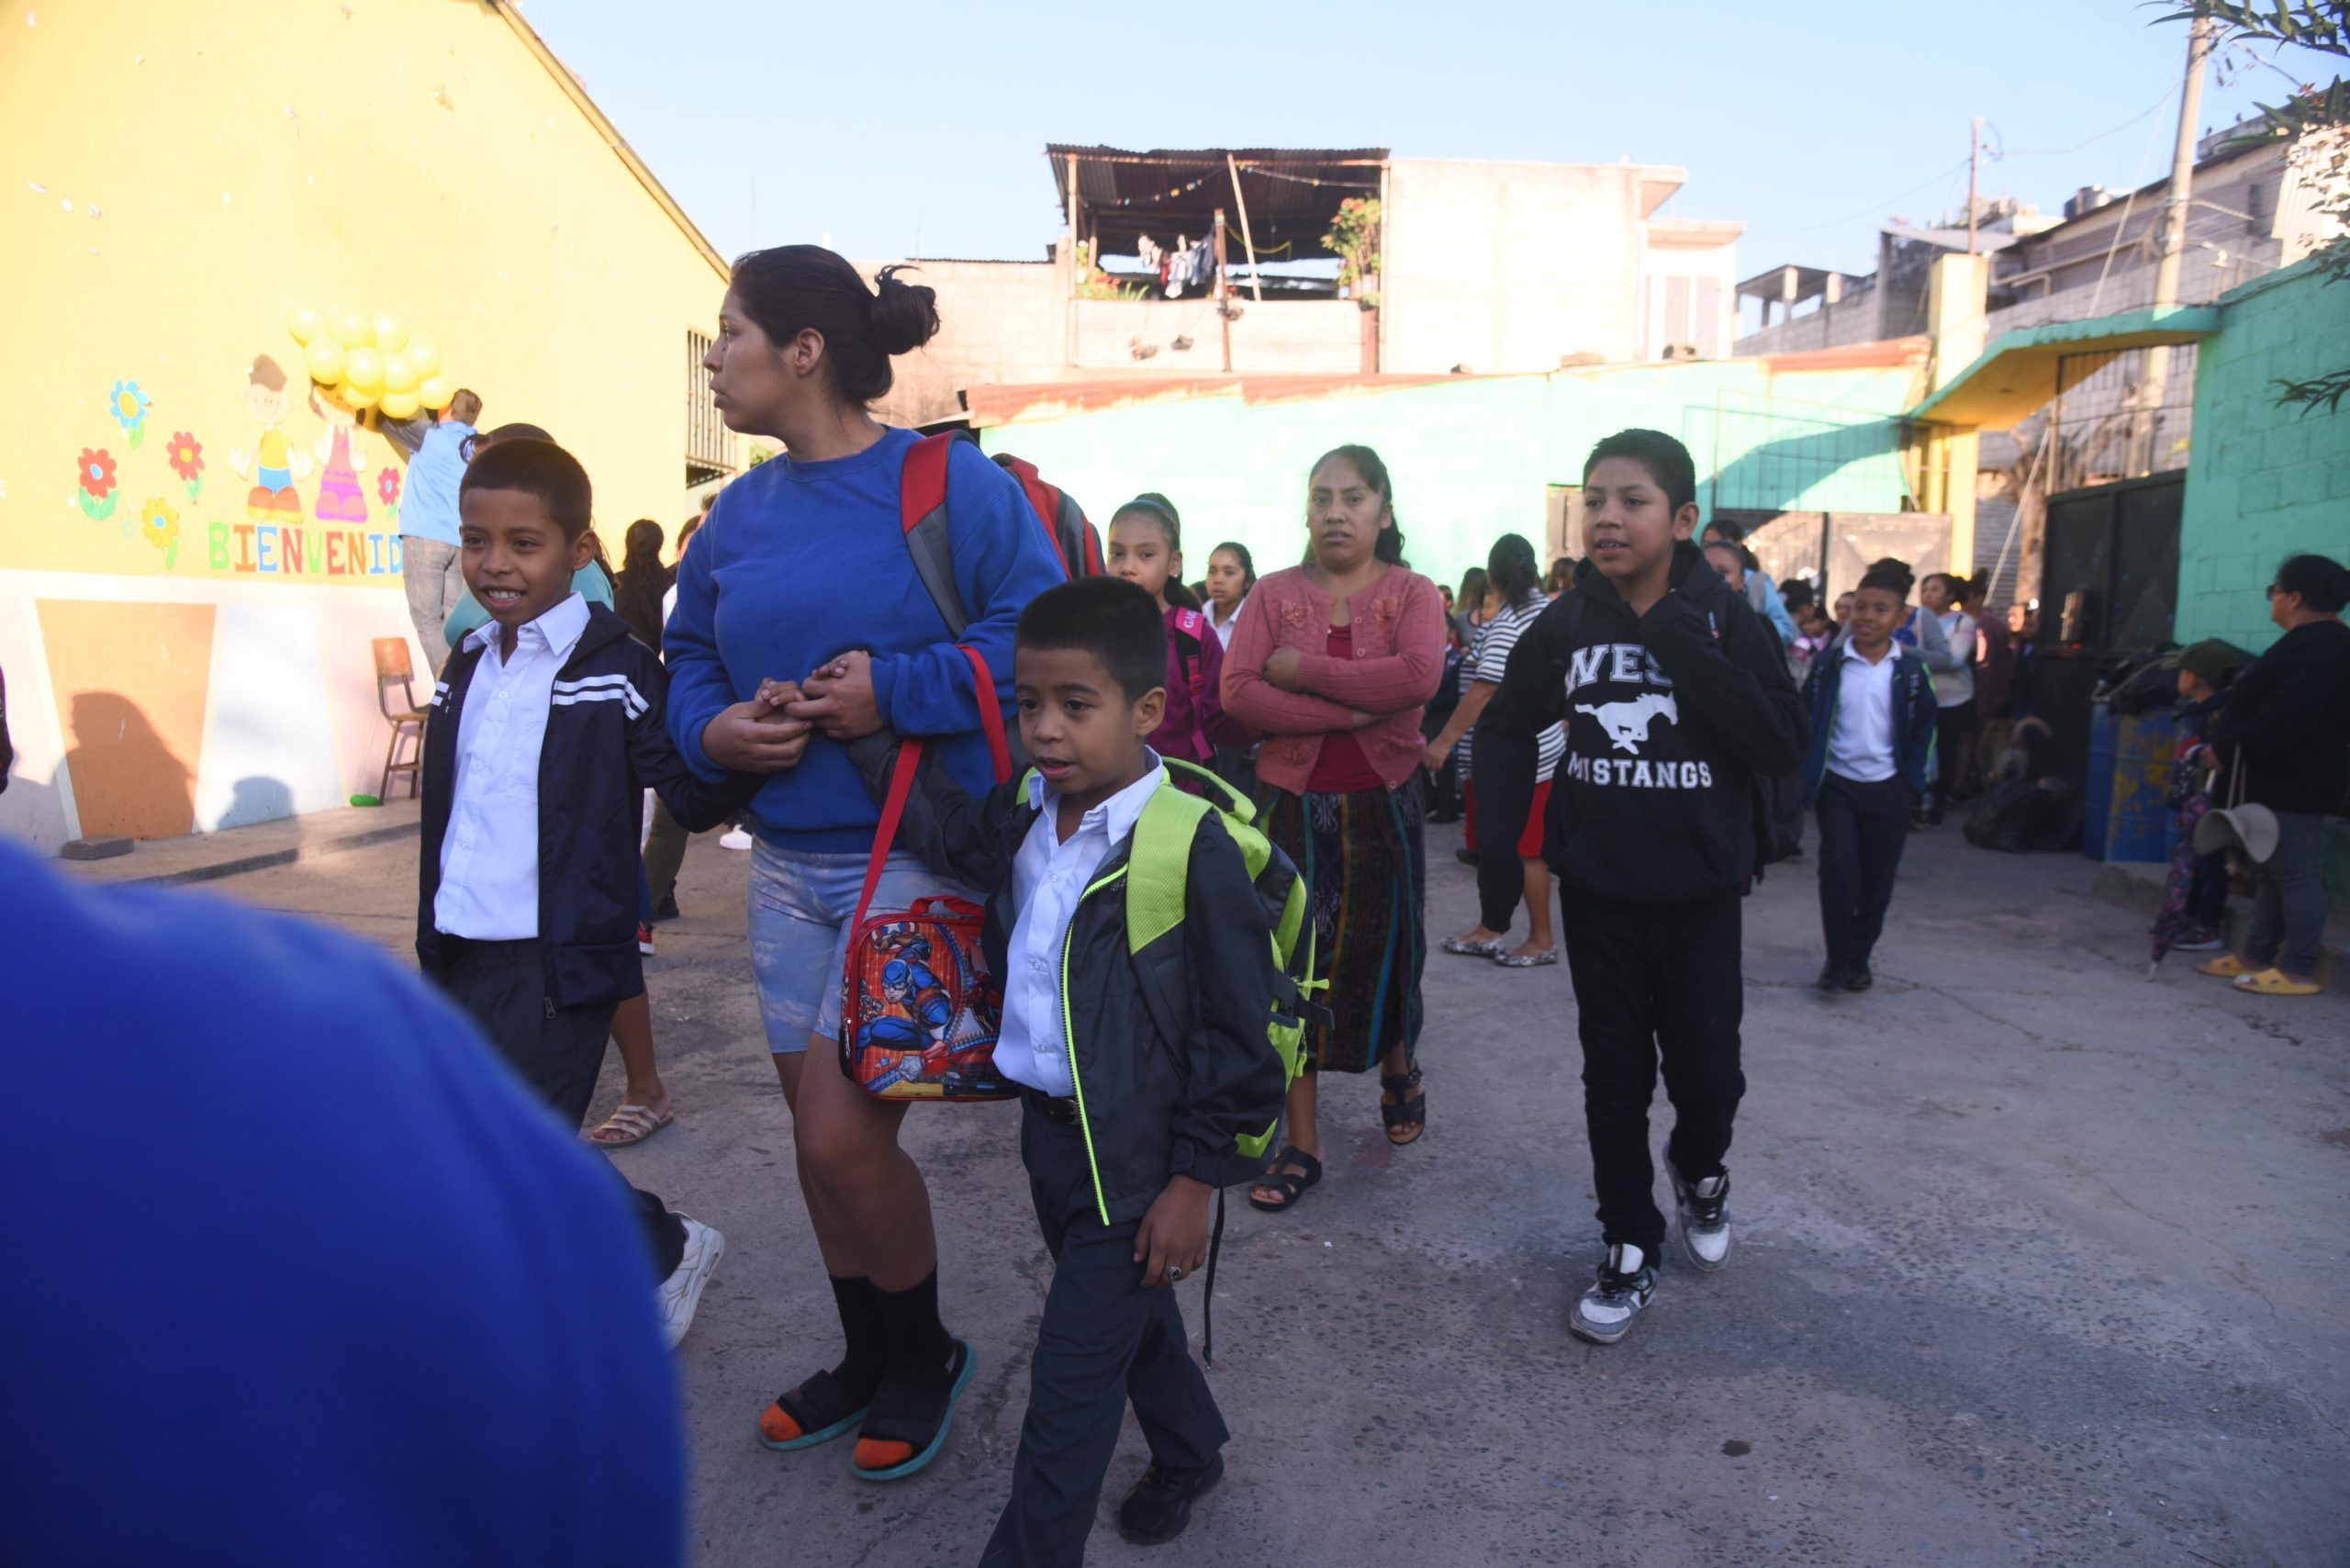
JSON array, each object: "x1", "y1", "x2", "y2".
[{"x1": 1574, "y1": 691, "x2": 1679, "y2": 755}]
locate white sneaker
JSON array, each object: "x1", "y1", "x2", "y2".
[
  {"x1": 1568, "y1": 1243, "x2": 1656, "y2": 1345},
  {"x1": 658, "y1": 1215, "x2": 725, "y2": 1349},
  {"x1": 1671, "y1": 1166, "x2": 1732, "y2": 1271},
  {"x1": 720, "y1": 828, "x2": 754, "y2": 851}
]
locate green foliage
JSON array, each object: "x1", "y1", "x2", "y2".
[{"x1": 2158, "y1": 2, "x2": 2350, "y2": 407}]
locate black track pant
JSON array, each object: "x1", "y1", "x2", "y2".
[
  {"x1": 1559, "y1": 889, "x2": 1746, "y2": 1260},
  {"x1": 436, "y1": 935, "x2": 688, "y2": 1279},
  {"x1": 1471, "y1": 724, "x2": 1539, "y2": 933}
]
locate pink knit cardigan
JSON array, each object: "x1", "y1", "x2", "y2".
[{"x1": 1220, "y1": 564, "x2": 1448, "y2": 793}]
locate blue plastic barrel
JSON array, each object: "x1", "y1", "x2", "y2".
[
  {"x1": 2082, "y1": 700, "x2": 2118, "y2": 861},
  {"x1": 2106, "y1": 710, "x2": 2178, "y2": 864}
]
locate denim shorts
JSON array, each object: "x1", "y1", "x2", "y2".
[{"x1": 746, "y1": 839, "x2": 980, "y2": 1053}]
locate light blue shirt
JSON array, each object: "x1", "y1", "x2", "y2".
[
  {"x1": 400, "y1": 420, "x2": 475, "y2": 546},
  {"x1": 993, "y1": 756, "x2": 1167, "y2": 1096}
]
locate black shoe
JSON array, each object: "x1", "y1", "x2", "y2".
[
  {"x1": 1816, "y1": 962, "x2": 1847, "y2": 991},
  {"x1": 1116, "y1": 1452, "x2": 1225, "y2": 1546},
  {"x1": 1454, "y1": 846, "x2": 1479, "y2": 866},
  {"x1": 1843, "y1": 964, "x2": 1874, "y2": 992},
  {"x1": 652, "y1": 891, "x2": 681, "y2": 924},
  {"x1": 1427, "y1": 808, "x2": 1462, "y2": 823}
]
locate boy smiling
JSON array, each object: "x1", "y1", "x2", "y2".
[{"x1": 1496, "y1": 429, "x2": 1807, "y2": 1344}]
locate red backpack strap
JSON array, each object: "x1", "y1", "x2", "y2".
[
  {"x1": 855, "y1": 737, "x2": 924, "y2": 932},
  {"x1": 959, "y1": 645, "x2": 1013, "y2": 784},
  {"x1": 901, "y1": 435, "x2": 967, "y2": 640}
]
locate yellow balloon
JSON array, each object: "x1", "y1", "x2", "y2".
[
  {"x1": 418, "y1": 374, "x2": 456, "y2": 411},
  {"x1": 286, "y1": 304, "x2": 322, "y2": 344},
  {"x1": 381, "y1": 352, "x2": 420, "y2": 394},
  {"x1": 379, "y1": 390, "x2": 421, "y2": 420},
  {"x1": 342, "y1": 383, "x2": 381, "y2": 409},
  {"x1": 342, "y1": 347, "x2": 385, "y2": 393},
  {"x1": 332, "y1": 307, "x2": 373, "y2": 348},
  {"x1": 372, "y1": 311, "x2": 408, "y2": 353},
  {"x1": 405, "y1": 337, "x2": 442, "y2": 378},
  {"x1": 304, "y1": 336, "x2": 348, "y2": 384}
]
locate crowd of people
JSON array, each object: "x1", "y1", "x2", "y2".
[{"x1": 9, "y1": 241, "x2": 2344, "y2": 1567}]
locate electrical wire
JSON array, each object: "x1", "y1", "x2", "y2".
[{"x1": 1744, "y1": 155, "x2": 1974, "y2": 239}]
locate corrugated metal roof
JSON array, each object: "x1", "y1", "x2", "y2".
[{"x1": 1044, "y1": 146, "x2": 1389, "y2": 258}]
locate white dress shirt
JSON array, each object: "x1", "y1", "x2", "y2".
[
  {"x1": 1206, "y1": 595, "x2": 1247, "y2": 649},
  {"x1": 1826, "y1": 638, "x2": 1900, "y2": 784},
  {"x1": 992, "y1": 756, "x2": 1168, "y2": 1096},
  {"x1": 434, "y1": 592, "x2": 591, "y2": 939}
]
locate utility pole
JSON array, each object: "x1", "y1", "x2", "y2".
[
  {"x1": 1966, "y1": 118, "x2": 1983, "y2": 253},
  {"x1": 2131, "y1": 12, "x2": 2215, "y2": 474}
]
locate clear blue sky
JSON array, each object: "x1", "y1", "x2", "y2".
[{"x1": 528, "y1": 0, "x2": 2297, "y2": 283}]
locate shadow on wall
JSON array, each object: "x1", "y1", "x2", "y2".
[
  {"x1": 63, "y1": 692, "x2": 195, "y2": 841},
  {"x1": 218, "y1": 776, "x2": 296, "y2": 832},
  {"x1": 1706, "y1": 417, "x2": 1904, "y2": 519}
]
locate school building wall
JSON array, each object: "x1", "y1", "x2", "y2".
[
  {"x1": 2173, "y1": 260, "x2": 2350, "y2": 650},
  {"x1": 971, "y1": 348, "x2": 1926, "y2": 595},
  {"x1": 0, "y1": 0, "x2": 733, "y2": 852}
]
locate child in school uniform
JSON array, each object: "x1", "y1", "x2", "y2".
[
  {"x1": 1105, "y1": 493, "x2": 1255, "y2": 777},
  {"x1": 1800, "y1": 566, "x2": 1938, "y2": 992},
  {"x1": 838, "y1": 577, "x2": 1286, "y2": 1563},
  {"x1": 416, "y1": 436, "x2": 759, "y2": 1346}
]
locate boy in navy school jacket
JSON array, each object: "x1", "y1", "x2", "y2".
[
  {"x1": 416, "y1": 436, "x2": 760, "y2": 1348},
  {"x1": 1800, "y1": 565, "x2": 1938, "y2": 993},
  {"x1": 826, "y1": 578, "x2": 1286, "y2": 1564}
]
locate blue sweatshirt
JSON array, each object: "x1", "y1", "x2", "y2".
[
  {"x1": 399, "y1": 419, "x2": 475, "y2": 545},
  {"x1": 666, "y1": 427, "x2": 1066, "y2": 851},
  {"x1": 0, "y1": 840, "x2": 683, "y2": 1568}
]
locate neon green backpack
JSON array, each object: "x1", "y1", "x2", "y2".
[{"x1": 1122, "y1": 757, "x2": 1324, "y2": 1163}]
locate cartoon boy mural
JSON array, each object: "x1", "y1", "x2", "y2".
[{"x1": 229, "y1": 354, "x2": 310, "y2": 524}]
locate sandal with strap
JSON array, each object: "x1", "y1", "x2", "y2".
[
  {"x1": 1247, "y1": 1146, "x2": 1323, "y2": 1213},
  {"x1": 2235, "y1": 968, "x2": 2321, "y2": 997},
  {"x1": 1381, "y1": 1068, "x2": 1427, "y2": 1146},
  {"x1": 757, "y1": 1367, "x2": 873, "y2": 1451},
  {"x1": 850, "y1": 1338, "x2": 978, "y2": 1482},
  {"x1": 583, "y1": 1101, "x2": 673, "y2": 1148}
]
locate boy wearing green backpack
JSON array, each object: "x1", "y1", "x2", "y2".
[{"x1": 841, "y1": 577, "x2": 1298, "y2": 1564}]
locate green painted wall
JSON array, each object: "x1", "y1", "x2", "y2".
[
  {"x1": 2176, "y1": 259, "x2": 2350, "y2": 649},
  {"x1": 978, "y1": 356, "x2": 1919, "y2": 592}
]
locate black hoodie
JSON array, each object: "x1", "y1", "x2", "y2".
[{"x1": 1496, "y1": 541, "x2": 1807, "y2": 902}]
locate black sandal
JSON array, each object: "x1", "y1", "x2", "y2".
[
  {"x1": 756, "y1": 1367, "x2": 872, "y2": 1452},
  {"x1": 1248, "y1": 1146, "x2": 1323, "y2": 1213},
  {"x1": 849, "y1": 1338, "x2": 978, "y2": 1482},
  {"x1": 1381, "y1": 1068, "x2": 1427, "y2": 1146}
]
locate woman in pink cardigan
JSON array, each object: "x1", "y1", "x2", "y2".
[{"x1": 1223, "y1": 445, "x2": 1448, "y2": 1212}]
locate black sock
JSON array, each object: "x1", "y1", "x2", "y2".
[
  {"x1": 829, "y1": 1275, "x2": 888, "y2": 1396},
  {"x1": 876, "y1": 1269, "x2": 953, "y2": 1378}
]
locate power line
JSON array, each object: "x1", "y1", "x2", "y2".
[{"x1": 1744, "y1": 155, "x2": 1974, "y2": 239}]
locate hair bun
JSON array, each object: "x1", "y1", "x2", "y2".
[{"x1": 869, "y1": 265, "x2": 941, "y2": 356}]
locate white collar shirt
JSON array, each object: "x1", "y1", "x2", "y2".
[
  {"x1": 433, "y1": 592, "x2": 591, "y2": 940},
  {"x1": 1206, "y1": 594, "x2": 1247, "y2": 648},
  {"x1": 1827, "y1": 638, "x2": 1900, "y2": 784},
  {"x1": 993, "y1": 756, "x2": 1167, "y2": 1096}
]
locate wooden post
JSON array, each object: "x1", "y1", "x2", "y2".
[
  {"x1": 1064, "y1": 154, "x2": 1081, "y2": 367},
  {"x1": 1225, "y1": 154, "x2": 1264, "y2": 304},
  {"x1": 1214, "y1": 208, "x2": 1233, "y2": 374}
]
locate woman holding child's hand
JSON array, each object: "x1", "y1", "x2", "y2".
[
  {"x1": 660, "y1": 246, "x2": 1064, "y2": 1483},
  {"x1": 1220, "y1": 445, "x2": 1446, "y2": 1215}
]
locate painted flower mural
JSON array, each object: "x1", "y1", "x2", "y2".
[
  {"x1": 108, "y1": 378, "x2": 152, "y2": 449},
  {"x1": 140, "y1": 497, "x2": 182, "y2": 569},
  {"x1": 377, "y1": 465, "x2": 401, "y2": 507},
  {"x1": 166, "y1": 430, "x2": 206, "y2": 501},
  {"x1": 76, "y1": 447, "x2": 119, "y2": 521}
]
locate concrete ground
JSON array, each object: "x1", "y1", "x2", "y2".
[{"x1": 142, "y1": 817, "x2": 2348, "y2": 1567}]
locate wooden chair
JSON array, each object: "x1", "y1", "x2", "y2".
[{"x1": 373, "y1": 637, "x2": 430, "y2": 801}]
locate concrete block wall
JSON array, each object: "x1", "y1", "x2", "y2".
[
  {"x1": 2174, "y1": 260, "x2": 2350, "y2": 648},
  {"x1": 1071, "y1": 298, "x2": 1361, "y2": 374},
  {"x1": 859, "y1": 259, "x2": 1065, "y2": 426}
]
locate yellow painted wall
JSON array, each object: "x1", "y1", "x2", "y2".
[
  {"x1": 0, "y1": 0, "x2": 732, "y2": 581},
  {"x1": 0, "y1": 0, "x2": 733, "y2": 848}
]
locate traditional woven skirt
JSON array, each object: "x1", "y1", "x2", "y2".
[{"x1": 1256, "y1": 778, "x2": 1427, "y2": 1075}]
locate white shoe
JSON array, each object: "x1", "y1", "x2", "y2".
[
  {"x1": 658, "y1": 1215, "x2": 724, "y2": 1349},
  {"x1": 1671, "y1": 1166, "x2": 1732, "y2": 1271},
  {"x1": 1568, "y1": 1243, "x2": 1656, "y2": 1344},
  {"x1": 720, "y1": 828, "x2": 754, "y2": 851}
]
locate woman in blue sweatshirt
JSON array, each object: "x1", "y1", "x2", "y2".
[{"x1": 665, "y1": 247, "x2": 1065, "y2": 1479}]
